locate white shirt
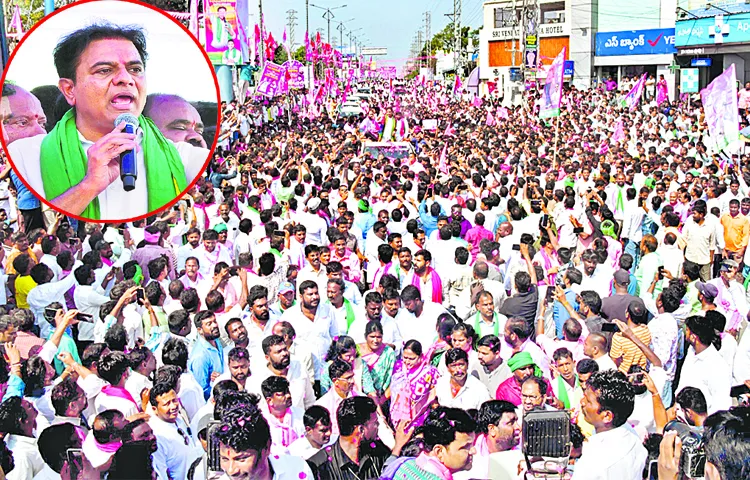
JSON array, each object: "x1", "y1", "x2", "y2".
[
  {"x1": 10, "y1": 133, "x2": 208, "y2": 220},
  {"x1": 397, "y1": 302, "x2": 447, "y2": 350},
  {"x1": 6, "y1": 434, "x2": 46, "y2": 480},
  {"x1": 27, "y1": 263, "x2": 80, "y2": 339},
  {"x1": 124, "y1": 370, "x2": 152, "y2": 406},
  {"x1": 149, "y1": 415, "x2": 204, "y2": 480},
  {"x1": 247, "y1": 361, "x2": 316, "y2": 410},
  {"x1": 287, "y1": 436, "x2": 327, "y2": 460},
  {"x1": 435, "y1": 374, "x2": 491, "y2": 410},
  {"x1": 676, "y1": 344, "x2": 732, "y2": 415},
  {"x1": 573, "y1": 424, "x2": 648, "y2": 480},
  {"x1": 280, "y1": 302, "x2": 339, "y2": 363},
  {"x1": 73, "y1": 284, "x2": 111, "y2": 342},
  {"x1": 94, "y1": 389, "x2": 139, "y2": 418}
]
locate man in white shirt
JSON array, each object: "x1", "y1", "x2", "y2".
[
  {"x1": 95, "y1": 351, "x2": 141, "y2": 417},
  {"x1": 0, "y1": 397, "x2": 45, "y2": 480},
  {"x1": 73, "y1": 264, "x2": 115, "y2": 344},
  {"x1": 398, "y1": 285, "x2": 448, "y2": 349},
  {"x1": 436, "y1": 348, "x2": 491, "y2": 410},
  {"x1": 287, "y1": 405, "x2": 333, "y2": 460},
  {"x1": 280, "y1": 280, "x2": 339, "y2": 366},
  {"x1": 258, "y1": 376, "x2": 306, "y2": 456},
  {"x1": 176, "y1": 227, "x2": 201, "y2": 272},
  {"x1": 8, "y1": 24, "x2": 209, "y2": 220},
  {"x1": 584, "y1": 333, "x2": 619, "y2": 372},
  {"x1": 148, "y1": 384, "x2": 204, "y2": 480},
  {"x1": 675, "y1": 314, "x2": 732, "y2": 414},
  {"x1": 574, "y1": 370, "x2": 648, "y2": 479}
]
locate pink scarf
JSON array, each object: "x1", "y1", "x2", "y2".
[
  {"x1": 101, "y1": 385, "x2": 140, "y2": 411},
  {"x1": 411, "y1": 267, "x2": 442, "y2": 304},
  {"x1": 265, "y1": 407, "x2": 301, "y2": 447},
  {"x1": 415, "y1": 452, "x2": 453, "y2": 480}
]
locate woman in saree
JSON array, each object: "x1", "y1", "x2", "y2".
[
  {"x1": 319, "y1": 335, "x2": 376, "y2": 399},
  {"x1": 390, "y1": 339, "x2": 439, "y2": 429},
  {"x1": 357, "y1": 320, "x2": 396, "y2": 406}
]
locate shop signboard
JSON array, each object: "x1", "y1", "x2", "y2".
[{"x1": 595, "y1": 28, "x2": 676, "y2": 56}]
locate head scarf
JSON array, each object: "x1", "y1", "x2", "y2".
[{"x1": 507, "y1": 351, "x2": 542, "y2": 377}]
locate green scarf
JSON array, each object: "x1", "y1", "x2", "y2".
[
  {"x1": 616, "y1": 186, "x2": 625, "y2": 214},
  {"x1": 40, "y1": 109, "x2": 187, "y2": 220},
  {"x1": 556, "y1": 375, "x2": 579, "y2": 410},
  {"x1": 473, "y1": 311, "x2": 500, "y2": 338},
  {"x1": 343, "y1": 298, "x2": 355, "y2": 332}
]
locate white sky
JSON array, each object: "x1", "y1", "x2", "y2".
[{"x1": 6, "y1": 1, "x2": 217, "y2": 102}]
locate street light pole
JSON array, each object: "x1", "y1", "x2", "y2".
[{"x1": 310, "y1": 3, "x2": 347, "y2": 44}]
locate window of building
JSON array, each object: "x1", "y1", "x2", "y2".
[
  {"x1": 494, "y1": 8, "x2": 516, "y2": 29},
  {"x1": 541, "y1": 2, "x2": 565, "y2": 24}
]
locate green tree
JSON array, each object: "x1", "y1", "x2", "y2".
[
  {"x1": 293, "y1": 45, "x2": 306, "y2": 63},
  {"x1": 273, "y1": 46, "x2": 288, "y2": 64}
]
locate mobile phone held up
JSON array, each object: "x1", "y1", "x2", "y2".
[{"x1": 601, "y1": 323, "x2": 619, "y2": 333}]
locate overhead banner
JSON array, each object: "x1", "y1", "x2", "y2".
[
  {"x1": 257, "y1": 63, "x2": 285, "y2": 97},
  {"x1": 205, "y1": 0, "x2": 249, "y2": 65}
]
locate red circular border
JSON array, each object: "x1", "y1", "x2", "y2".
[{"x1": 0, "y1": 0, "x2": 222, "y2": 224}]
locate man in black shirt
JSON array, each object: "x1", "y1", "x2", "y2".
[{"x1": 307, "y1": 396, "x2": 391, "y2": 480}]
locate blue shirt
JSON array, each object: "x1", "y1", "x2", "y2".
[
  {"x1": 209, "y1": 170, "x2": 237, "y2": 188},
  {"x1": 188, "y1": 336, "x2": 224, "y2": 399},
  {"x1": 418, "y1": 200, "x2": 446, "y2": 236},
  {"x1": 553, "y1": 289, "x2": 579, "y2": 339},
  {"x1": 610, "y1": 274, "x2": 638, "y2": 296},
  {"x1": 10, "y1": 170, "x2": 40, "y2": 210}
]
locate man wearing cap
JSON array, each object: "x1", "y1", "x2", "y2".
[
  {"x1": 708, "y1": 259, "x2": 747, "y2": 332},
  {"x1": 601, "y1": 269, "x2": 640, "y2": 325},
  {"x1": 695, "y1": 281, "x2": 720, "y2": 315},
  {"x1": 270, "y1": 281, "x2": 296, "y2": 320},
  {"x1": 300, "y1": 197, "x2": 328, "y2": 247}
]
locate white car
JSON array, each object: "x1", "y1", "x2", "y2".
[{"x1": 360, "y1": 141, "x2": 415, "y2": 161}]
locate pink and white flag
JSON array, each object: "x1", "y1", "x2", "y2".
[
  {"x1": 621, "y1": 73, "x2": 647, "y2": 112},
  {"x1": 701, "y1": 64, "x2": 740, "y2": 154},
  {"x1": 486, "y1": 111, "x2": 495, "y2": 126},
  {"x1": 611, "y1": 119, "x2": 625, "y2": 144},
  {"x1": 539, "y1": 48, "x2": 565, "y2": 119},
  {"x1": 438, "y1": 142, "x2": 448, "y2": 174}
]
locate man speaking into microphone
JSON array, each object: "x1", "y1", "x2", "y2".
[{"x1": 7, "y1": 23, "x2": 210, "y2": 221}]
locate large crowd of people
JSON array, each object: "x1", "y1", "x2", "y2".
[{"x1": 0, "y1": 61, "x2": 749, "y2": 480}]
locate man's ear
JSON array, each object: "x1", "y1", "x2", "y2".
[{"x1": 57, "y1": 79, "x2": 76, "y2": 107}]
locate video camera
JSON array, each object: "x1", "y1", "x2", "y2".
[{"x1": 663, "y1": 420, "x2": 705, "y2": 479}]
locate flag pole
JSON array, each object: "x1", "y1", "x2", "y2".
[{"x1": 553, "y1": 114, "x2": 560, "y2": 169}]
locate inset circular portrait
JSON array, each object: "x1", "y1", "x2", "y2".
[{"x1": 1, "y1": 0, "x2": 219, "y2": 222}]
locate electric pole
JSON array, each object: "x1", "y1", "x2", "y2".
[
  {"x1": 286, "y1": 9, "x2": 298, "y2": 51},
  {"x1": 337, "y1": 22, "x2": 345, "y2": 49},
  {"x1": 453, "y1": 0, "x2": 462, "y2": 76},
  {"x1": 306, "y1": 0, "x2": 310, "y2": 40},
  {"x1": 424, "y1": 11, "x2": 431, "y2": 75},
  {"x1": 259, "y1": 0, "x2": 265, "y2": 68},
  {"x1": 417, "y1": 30, "x2": 423, "y2": 70}
]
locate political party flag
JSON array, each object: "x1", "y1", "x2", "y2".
[
  {"x1": 188, "y1": 0, "x2": 198, "y2": 37},
  {"x1": 254, "y1": 25, "x2": 261, "y2": 62},
  {"x1": 497, "y1": 107, "x2": 509, "y2": 120},
  {"x1": 621, "y1": 73, "x2": 647, "y2": 112},
  {"x1": 598, "y1": 140, "x2": 609, "y2": 155},
  {"x1": 472, "y1": 97, "x2": 482, "y2": 107},
  {"x1": 539, "y1": 48, "x2": 565, "y2": 119},
  {"x1": 282, "y1": 28, "x2": 291, "y2": 60},
  {"x1": 452, "y1": 75, "x2": 463, "y2": 97},
  {"x1": 438, "y1": 142, "x2": 448, "y2": 174},
  {"x1": 612, "y1": 119, "x2": 625, "y2": 144},
  {"x1": 486, "y1": 111, "x2": 495, "y2": 126},
  {"x1": 304, "y1": 31, "x2": 311, "y2": 62},
  {"x1": 701, "y1": 64, "x2": 740, "y2": 154}
]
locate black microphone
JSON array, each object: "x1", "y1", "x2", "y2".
[{"x1": 114, "y1": 113, "x2": 139, "y2": 192}]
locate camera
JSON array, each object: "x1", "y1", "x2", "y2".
[{"x1": 664, "y1": 420, "x2": 705, "y2": 479}]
